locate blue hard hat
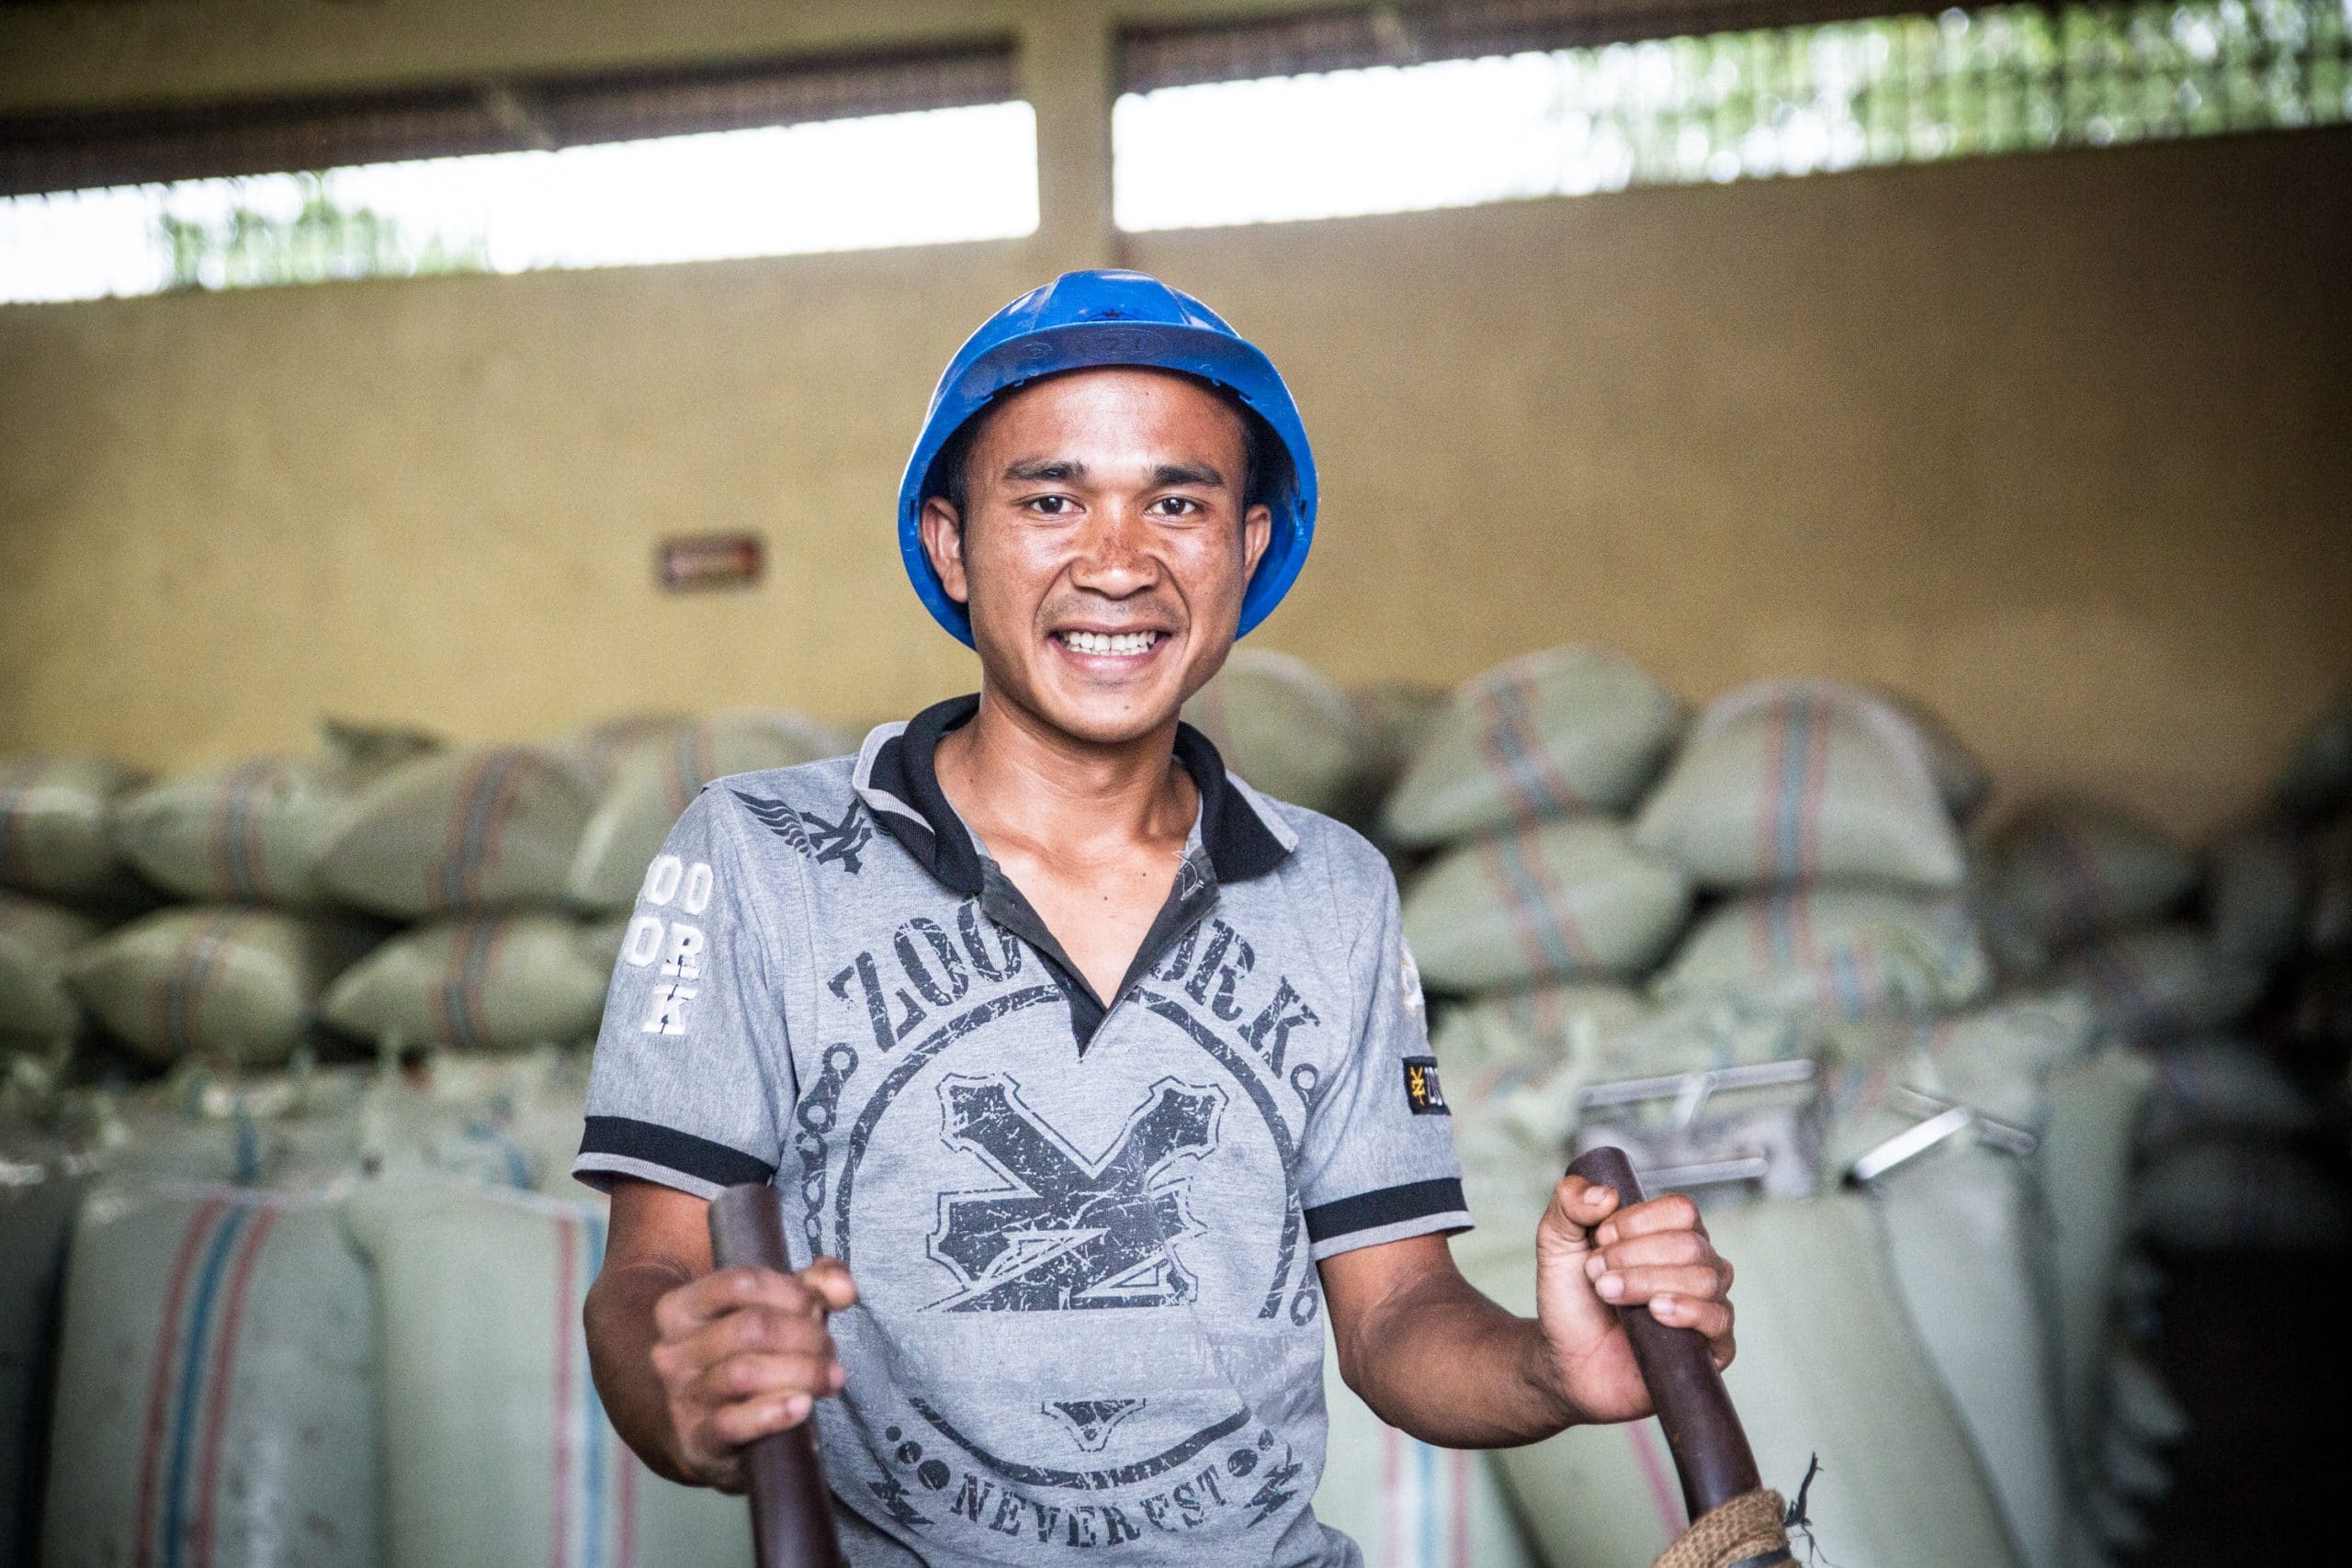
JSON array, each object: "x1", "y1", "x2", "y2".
[{"x1": 898, "y1": 269, "x2": 1317, "y2": 647}]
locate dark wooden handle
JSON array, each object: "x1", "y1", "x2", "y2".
[
  {"x1": 1566, "y1": 1145, "x2": 1762, "y2": 1521},
  {"x1": 707, "y1": 1185, "x2": 844, "y2": 1568}
]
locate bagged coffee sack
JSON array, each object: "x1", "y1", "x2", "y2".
[
  {"x1": 1346, "y1": 682, "x2": 1443, "y2": 806},
  {"x1": 108, "y1": 722, "x2": 438, "y2": 908},
  {"x1": 1634, "y1": 681, "x2": 1964, "y2": 890},
  {"x1": 319, "y1": 746, "x2": 594, "y2": 919},
  {"x1": 1882, "y1": 691, "x2": 1995, "y2": 822},
  {"x1": 344, "y1": 1180, "x2": 750, "y2": 1568},
  {"x1": 1461, "y1": 1198, "x2": 2018, "y2": 1568},
  {"x1": 544, "y1": 712, "x2": 684, "y2": 784},
  {"x1": 1182, "y1": 649, "x2": 1375, "y2": 822},
  {"x1": 1401, "y1": 818, "x2": 1690, "y2": 992},
  {"x1": 568, "y1": 709, "x2": 846, "y2": 910},
  {"x1": 323, "y1": 913, "x2": 619, "y2": 1053},
  {"x1": 66, "y1": 907, "x2": 378, "y2": 1069},
  {"x1": 1654, "y1": 886, "x2": 1990, "y2": 1020},
  {"x1": 2055, "y1": 924, "x2": 2264, "y2": 1043},
  {"x1": 41, "y1": 1186, "x2": 377, "y2": 1568},
  {"x1": 0, "y1": 755, "x2": 149, "y2": 904},
  {"x1": 1382, "y1": 645, "x2": 1682, "y2": 847},
  {"x1": 0, "y1": 895, "x2": 104, "y2": 1049},
  {"x1": 1981, "y1": 797, "x2": 2197, "y2": 970}
]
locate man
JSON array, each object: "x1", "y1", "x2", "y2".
[{"x1": 577, "y1": 271, "x2": 1736, "y2": 1564}]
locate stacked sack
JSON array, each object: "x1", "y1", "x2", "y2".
[
  {"x1": 1, "y1": 754, "x2": 155, "y2": 1075},
  {"x1": 1182, "y1": 648, "x2": 1431, "y2": 830}
]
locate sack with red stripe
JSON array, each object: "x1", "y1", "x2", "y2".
[
  {"x1": 319, "y1": 747, "x2": 596, "y2": 919},
  {"x1": 322, "y1": 913, "x2": 618, "y2": 1054},
  {"x1": 64, "y1": 908, "x2": 379, "y2": 1069},
  {"x1": 1633, "y1": 682, "x2": 1965, "y2": 891},
  {"x1": 108, "y1": 727, "x2": 436, "y2": 909},
  {"x1": 1182, "y1": 649, "x2": 1380, "y2": 825},
  {"x1": 1312, "y1": 1319, "x2": 1536, "y2": 1568},
  {"x1": 41, "y1": 1186, "x2": 378, "y2": 1568},
  {"x1": 0, "y1": 894, "x2": 105, "y2": 1050},
  {"x1": 344, "y1": 1180, "x2": 748, "y2": 1568},
  {"x1": 1382, "y1": 645, "x2": 1683, "y2": 849},
  {"x1": 1981, "y1": 797, "x2": 2198, "y2": 973},
  {"x1": 1459, "y1": 1199, "x2": 2019, "y2": 1568},
  {"x1": 567, "y1": 710, "x2": 846, "y2": 911},
  {"x1": 2053, "y1": 924, "x2": 2263, "y2": 1044},
  {"x1": 0, "y1": 755, "x2": 150, "y2": 905},
  {"x1": 1400, "y1": 818, "x2": 1691, "y2": 993},
  {"x1": 1653, "y1": 886, "x2": 1991, "y2": 1020}
]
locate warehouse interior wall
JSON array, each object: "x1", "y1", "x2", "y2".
[{"x1": 1, "y1": 0, "x2": 2347, "y2": 840}]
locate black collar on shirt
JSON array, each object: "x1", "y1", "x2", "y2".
[{"x1": 859, "y1": 694, "x2": 1293, "y2": 898}]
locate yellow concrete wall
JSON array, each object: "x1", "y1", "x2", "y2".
[{"x1": 2, "y1": 91, "x2": 2346, "y2": 834}]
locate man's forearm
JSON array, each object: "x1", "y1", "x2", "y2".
[
  {"x1": 584, "y1": 1258, "x2": 700, "y2": 1485},
  {"x1": 1335, "y1": 1269, "x2": 1578, "y2": 1449}
]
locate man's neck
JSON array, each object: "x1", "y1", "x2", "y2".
[{"x1": 933, "y1": 687, "x2": 1197, "y2": 866}]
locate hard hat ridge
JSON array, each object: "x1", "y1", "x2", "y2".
[{"x1": 898, "y1": 269, "x2": 1317, "y2": 648}]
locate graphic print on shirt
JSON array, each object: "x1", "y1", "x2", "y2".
[
  {"x1": 811, "y1": 895, "x2": 1330, "y2": 1549},
  {"x1": 926, "y1": 1074, "x2": 1226, "y2": 1312},
  {"x1": 730, "y1": 787, "x2": 873, "y2": 874}
]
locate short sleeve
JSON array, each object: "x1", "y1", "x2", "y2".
[
  {"x1": 1295, "y1": 863, "x2": 1471, "y2": 1259},
  {"x1": 572, "y1": 787, "x2": 796, "y2": 1199}
]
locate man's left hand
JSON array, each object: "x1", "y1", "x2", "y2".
[{"x1": 1531, "y1": 1174, "x2": 1736, "y2": 1425}]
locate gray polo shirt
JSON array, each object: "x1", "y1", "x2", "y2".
[{"x1": 575, "y1": 695, "x2": 1470, "y2": 1567}]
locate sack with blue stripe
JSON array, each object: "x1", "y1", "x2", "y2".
[
  {"x1": 64, "y1": 908, "x2": 378, "y2": 1070},
  {"x1": 1382, "y1": 645, "x2": 1684, "y2": 848},
  {"x1": 1402, "y1": 818, "x2": 1692, "y2": 993},
  {"x1": 41, "y1": 1185, "x2": 378, "y2": 1568},
  {"x1": 1652, "y1": 887, "x2": 1991, "y2": 1021},
  {"x1": 319, "y1": 747, "x2": 594, "y2": 920},
  {"x1": 1634, "y1": 682, "x2": 1965, "y2": 891},
  {"x1": 344, "y1": 1179, "x2": 748, "y2": 1568},
  {"x1": 322, "y1": 912, "x2": 618, "y2": 1054}
]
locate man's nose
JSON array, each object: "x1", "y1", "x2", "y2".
[{"x1": 1067, "y1": 502, "x2": 1160, "y2": 599}]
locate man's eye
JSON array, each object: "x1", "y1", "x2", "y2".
[
  {"x1": 1153, "y1": 497, "x2": 1202, "y2": 518},
  {"x1": 1028, "y1": 495, "x2": 1074, "y2": 516}
]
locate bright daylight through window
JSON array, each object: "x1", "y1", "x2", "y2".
[
  {"x1": 0, "y1": 100, "x2": 1038, "y2": 305},
  {"x1": 1114, "y1": 0, "x2": 2350, "y2": 231}
]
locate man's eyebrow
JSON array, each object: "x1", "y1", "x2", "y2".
[
  {"x1": 1149, "y1": 462, "x2": 1227, "y2": 489},
  {"x1": 1001, "y1": 457, "x2": 1084, "y2": 483}
]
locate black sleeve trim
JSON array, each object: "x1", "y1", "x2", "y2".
[
  {"x1": 1302, "y1": 1177, "x2": 1467, "y2": 1243},
  {"x1": 578, "y1": 1116, "x2": 777, "y2": 1190}
]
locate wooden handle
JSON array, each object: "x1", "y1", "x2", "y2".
[
  {"x1": 1566, "y1": 1145, "x2": 1762, "y2": 1521},
  {"x1": 707, "y1": 1185, "x2": 844, "y2": 1568}
]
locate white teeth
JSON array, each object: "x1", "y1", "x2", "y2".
[{"x1": 1062, "y1": 630, "x2": 1159, "y2": 656}]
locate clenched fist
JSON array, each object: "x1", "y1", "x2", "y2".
[
  {"x1": 1532, "y1": 1176, "x2": 1736, "y2": 1424},
  {"x1": 648, "y1": 1257, "x2": 859, "y2": 1492}
]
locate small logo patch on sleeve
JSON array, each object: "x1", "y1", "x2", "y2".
[{"x1": 1401, "y1": 1055, "x2": 1449, "y2": 1115}]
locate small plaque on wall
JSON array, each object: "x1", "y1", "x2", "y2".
[{"x1": 658, "y1": 534, "x2": 764, "y2": 592}]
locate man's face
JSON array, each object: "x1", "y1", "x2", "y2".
[{"x1": 919, "y1": 367, "x2": 1272, "y2": 746}]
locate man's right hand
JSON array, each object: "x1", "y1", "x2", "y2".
[{"x1": 647, "y1": 1257, "x2": 858, "y2": 1492}]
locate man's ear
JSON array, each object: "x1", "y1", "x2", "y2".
[
  {"x1": 919, "y1": 495, "x2": 970, "y2": 606},
  {"x1": 1240, "y1": 502, "x2": 1273, "y2": 582}
]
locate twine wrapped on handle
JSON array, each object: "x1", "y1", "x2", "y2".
[{"x1": 1652, "y1": 1487, "x2": 1792, "y2": 1568}]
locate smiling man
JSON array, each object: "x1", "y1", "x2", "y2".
[{"x1": 575, "y1": 271, "x2": 1737, "y2": 1565}]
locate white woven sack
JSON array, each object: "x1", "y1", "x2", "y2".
[
  {"x1": 1314, "y1": 1320, "x2": 1537, "y2": 1568},
  {"x1": 66, "y1": 907, "x2": 378, "y2": 1069},
  {"x1": 318, "y1": 747, "x2": 596, "y2": 919},
  {"x1": 1634, "y1": 681, "x2": 1964, "y2": 890},
  {"x1": 0, "y1": 895, "x2": 103, "y2": 1048},
  {"x1": 1654, "y1": 886, "x2": 1989, "y2": 1020},
  {"x1": 1981, "y1": 798, "x2": 2197, "y2": 969},
  {"x1": 322, "y1": 912, "x2": 616, "y2": 1053},
  {"x1": 1871, "y1": 1147, "x2": 2075, "y2": 1568},
  {"x1": 0, "y1": 755, "x2": 149, "y2": 903},
  {"x1": 2037, "y1": 1047, "x2": 2154, "y2": 1497},
  {"x1": 1181, "y1": 649, "x2": 1377, "y2": 823},
  {"x1": 1461, "y1": 1198, "x2": 2019, "y2": 1568},
  {"x1": 1402, "y1": 819, "x2": 1691, "y2": 991},
  {"x1": 2204, "y1": 819, "x2": 2313, "y2": 974},
  {"x1": 2132, "y1": 1139, "x2": 2351, "y2": 1250},
  {"x1": 1881, "y1": 692, "x2": 1994, "y2": 822},
  {"x1": 344, "y1": 1179, "x2": 750, "y2": 1568},
  {"x1": 1383, "y1": 645, "x2": 1683, "y2": 847},
  {"x1": 41, "y1": 1186, "x2": 376, "y2": 1568},
  {"x1": 567, "y1": 710, "x2": 847, "y2": 910},
  {"x1": 545, "y1": 713, "x2": 686, "y2": 785},
  {"x1": 2055, "y1": 925, "x2": 2265, "y2": 1043}
]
